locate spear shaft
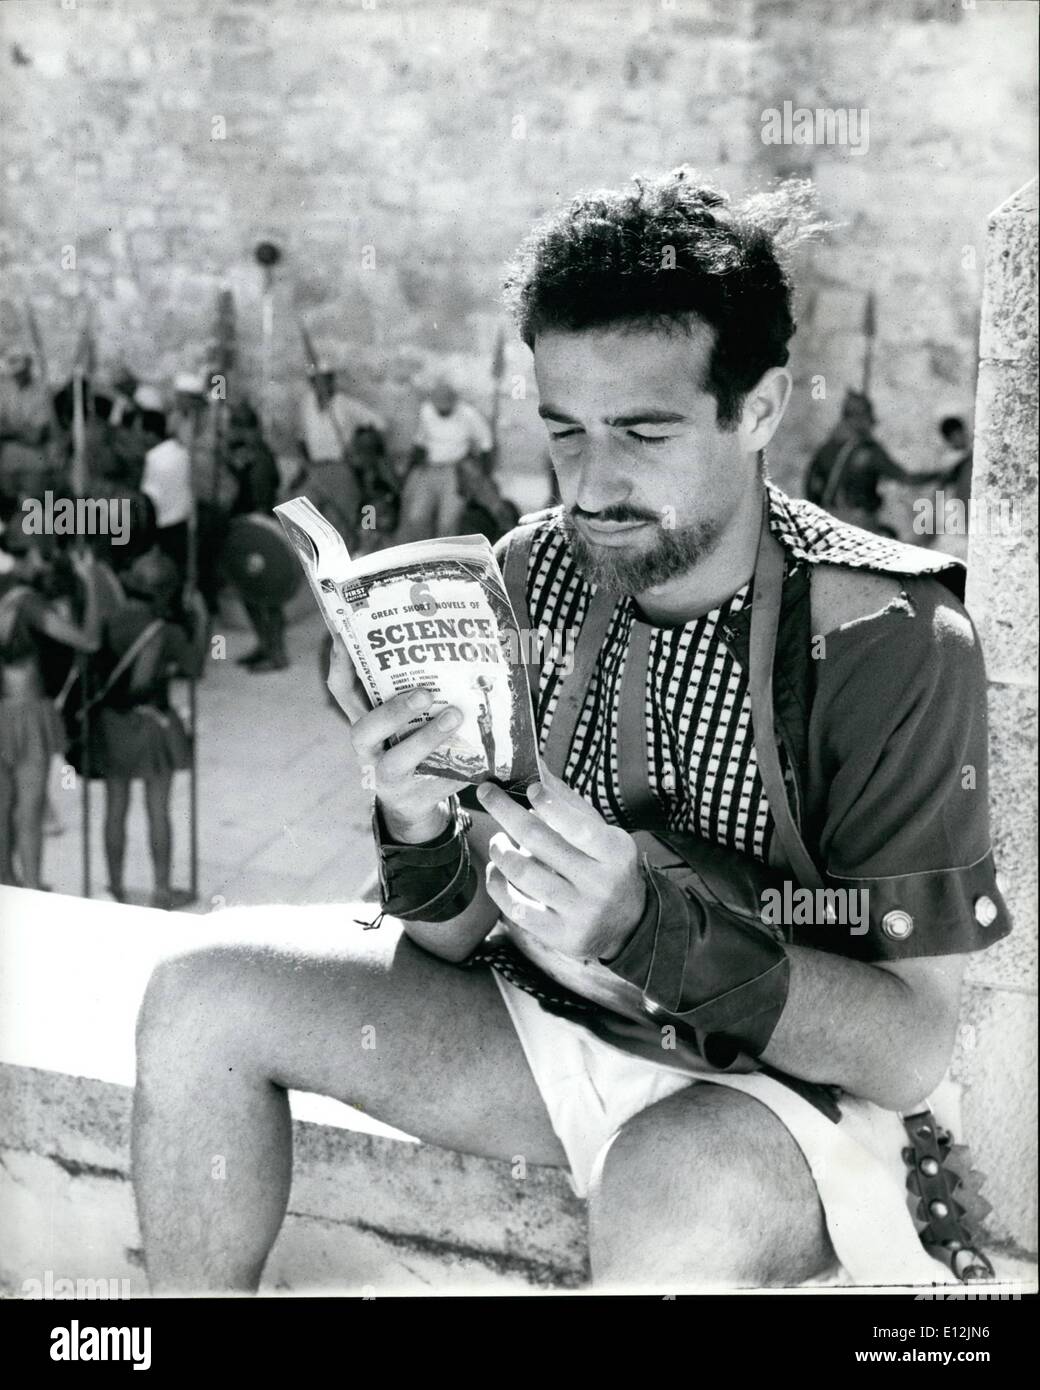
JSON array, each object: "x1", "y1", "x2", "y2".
[{"x1": 861, "y1": 291, "x2": 877, "y2": 399}]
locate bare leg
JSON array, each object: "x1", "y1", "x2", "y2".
[
  {"x1": 434, "y1": 467, "x2": 467, "y2": 538},
  {"x1": 587, "y1": 1085, "x2": 833, "y2": 1289},
  {"x1": 104, "y1": 776, "x2": 132, "y2": 900},
  {"x1": 143, "y1": 770, "x2": 173, "y2": 898},
  {"x1": 43, "y1": 758, "x2": 63, "y2": 835},
  {"x1": 394, "y1": 467, "x2": 436, "y2": 544},
  {"x1": 268, "y1": 606, "x2": 288, "y2": 666},
  {"x1": 133, "y1": 915, "x2": 566, "y2": 1292},
  {"x1": 13, "y1": 750, "x2": 48, "y2": 889},
  {"x1": 0, "y1": 761, "x2": 16, "y2": 883},
  {"x1": 241, "y1": 602, "x2": 269, "y2": 663}
]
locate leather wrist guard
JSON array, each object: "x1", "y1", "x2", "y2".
[
  {"x1": 373, "y1": 796, "x2": 478, "y2": 922},
  {"x1": 606, "y1": 857, "x2": 791, "y2": 1065}
]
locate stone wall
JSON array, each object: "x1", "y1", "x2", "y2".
[
  {"x1": 0, "y1": 1064, "x2": 587, "y2": 1295},
  {"x1": 958, "y1": 180, "x2": 1038, "y2": 1254},
  {"x1": 0, "y1": 0, "x2": 1035, "y2": 492},
  {"x1": 750, "y1": 0, "x2": 1039, "y2": 487}
]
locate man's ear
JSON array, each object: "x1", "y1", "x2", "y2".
[{"x1": 737, "y1": 367, "x2": 792, "y2": 453}]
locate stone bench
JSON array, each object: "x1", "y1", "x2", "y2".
[
  {"x1": 0, "y1": 886, "x2": 586, "y2": 1295},
  {"x1": 1, "y1": 884, "x2": 1033, "y2": 1295}
]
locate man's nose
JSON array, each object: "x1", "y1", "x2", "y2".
[{"x1": 572, "y1": 437, "x2": 632, "y2": 515}]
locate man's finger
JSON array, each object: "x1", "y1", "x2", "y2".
[
  {"x1": 485, "y1": 861, "x2": 555, "y2": 933},
  {"x1": 476, "y1": 781, "x2": 595, "y2": 883},
  {"x1": 487, "y1": 831, "x2": 576, "y2": 913},
  {"x1": 525, "y1": 766, "x2": 618, "y2": 857},
  {"x1": 377, "y1": 706, "x2": 463, "y2": 782},
  {"x1": 350, "y1": 688, "x2": 437, "y2": 759}
]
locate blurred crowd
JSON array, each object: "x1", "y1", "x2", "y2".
[
  {"x1": 805, "y1": 387, "x2": 974, "y2": 559},
  {"x1": 0, "y1": 337, "x2": 973, "y2": 905},
  {"x1": 0, "y1": 342, "x2": 522, "y2": 902}
]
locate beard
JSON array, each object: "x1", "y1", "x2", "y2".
[{"x1": 560, "y1": 507, "x2": 724, "y2": 594}]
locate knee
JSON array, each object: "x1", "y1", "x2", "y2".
[
  {"x1": 588, "y1": 1088, "x2": 824, "y2": 1287},
  {"x1": 590, "y1": 1154, "x2": 772, "y2": 1287},
  {"x1": 135, "y1": 945, "x2": 240, "y2": 1074},
  {"x1": 135, "y1": 915, "x2": 389, "y2": 1070}
]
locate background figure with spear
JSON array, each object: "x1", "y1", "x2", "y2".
[
  {"x1": 0, "y1": 524, "x2": 101, "y2": 893},
  {"x1": 804, "y1": 292, "x2": 924, "y2": 537},
  {"x1": 396, "y1": 342, "x2": 516, "y2": 545},
  {"x1": 88, "y1": 367, "x2": 209, "y2": 910},
  {"x1": 0, "y1": 345, "x2": 61, "y2": 515},
  {"x1": 294, "y1": 317, "x2": 390, "y2": 554},
  {"x1": 455, "y1": 323, "x2": 520, "y2": 543},
  {"x1": 70, "y1": 314, "x2": 97, "y2": 895}
]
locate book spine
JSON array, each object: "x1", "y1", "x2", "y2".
[{"x1": 337, "y1": 607, "x2": 381, "y2": 708}]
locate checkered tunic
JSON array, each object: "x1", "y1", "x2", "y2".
[
  {"x1": 474, "y1": 482, "x2": 966, "y2": 1019},
  {"x1": 527, "y1": 516, "x2": 770, "y2": 860},
  {"x1": 522, "y1": 482, "x2": 960, "y2": 864}
]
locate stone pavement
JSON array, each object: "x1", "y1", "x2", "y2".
[
  {"x1": 39, "y1": 466, "x2": 553, "y2": 914},
  {"x1": 40, "y1": 607, "x2": 377, "y2": 915}
]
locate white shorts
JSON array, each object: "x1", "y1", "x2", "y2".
[{"x1": 492, "y1": 970, "x2": 960, "y2": 1289}]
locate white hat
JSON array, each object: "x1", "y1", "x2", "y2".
[
  {"x1": 173, "y1": 370, "x2": 206, "y2": 396},
  {"x1": 133, "y1": 384, "x2": 164, "y2": 412}
]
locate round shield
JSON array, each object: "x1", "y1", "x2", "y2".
[{"x1": 220, "y1": 512, "x2": 301, "y2": 606}]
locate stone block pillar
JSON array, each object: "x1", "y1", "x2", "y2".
[{"x1": 957, "y1": 180, "x2": 1038, "y2": 1255}]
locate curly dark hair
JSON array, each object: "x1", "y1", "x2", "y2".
[{"x1": 503, "y1": 167, "x2": 826, "y2": 429}]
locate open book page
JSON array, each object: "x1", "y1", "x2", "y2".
[{"x1": 275, "y1": 497, "x2": 539, "y2": 790}]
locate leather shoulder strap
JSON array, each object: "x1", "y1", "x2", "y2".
[
  {"x1": 749, "y1": 507, "x2": 825, "y2": 890},
  {"x1": 501, "y1": 504, "x2": 824, "y2": 890},
  {"x1": 500, "y1": 521, "x2": 541, "y2": 706},
  {"x1": 541, "y1": 587, "x2": 616, "y2": 777},
  {"x1": 78, "y1": 619, "x2": 165, "y2": 717},
  {"x1": 617, "y1": 617, "x2": 661, "y2": 828},
  {"x1": 499, "y1": 520, "x2": 623, "y2": 778}
]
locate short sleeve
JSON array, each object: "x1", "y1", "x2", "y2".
[
  {"x1": 466, "y1": 405, "x2": 493, "y2": 453},
  {"x1": 414, "y1": 402, "x2": 432, "y2": 450},
  {"x1": 802, "y1": 576, "x2": 1011, "y2": 961}
]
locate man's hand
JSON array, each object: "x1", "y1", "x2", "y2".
[
  {"x1": 476, "y1": 767, "x2": 646, "y2": 961},
  {"x1": 326, "y1": 641, "x2": 462, "y2": 843}
]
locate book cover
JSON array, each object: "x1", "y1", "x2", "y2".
[{"x1": 274, "y1": 496, "x2": 540, "y2": 790}]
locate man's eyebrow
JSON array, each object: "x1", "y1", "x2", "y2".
[
  {"x1": 537, "y1": 405, "x2": 690, "y2": 426},
  {"x1": 605, "y1": 410, "x2": 690, "y2": 427}
]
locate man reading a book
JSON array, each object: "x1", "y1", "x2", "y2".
[{"x1": 133, "y1": 169, "x2": 1009, "y2": 1291}]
